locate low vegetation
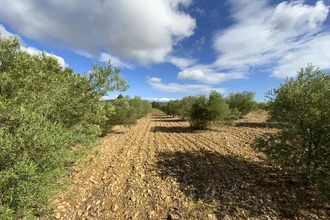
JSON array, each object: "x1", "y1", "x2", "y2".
[
  {"x1": 253, "y1": 65, "x2": 329, "y2": 199},
  {"x1": 0, "y1": 34, "x2": 151, "y2": 218},
  {"x1": 159, "y1": 90, "x2": 258, "y2": 129}
]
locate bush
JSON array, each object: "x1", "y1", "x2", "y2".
[
  {"x1": 0, "y1": 34, "x2": 128, "y2": 218},
  {"x1": 257, "y1": 102, "x2": 270, "y2": 111},
  {"x1": 253, "y1": 65, "x2": 330, "y2": 199},
  {"x1": 188, "y1": 91, "x2": 230, "y2": 130},
  {"x1": 128, "y1": 96, "x2": 152, "y2": 119},
  {"x1": 227, "y1": 91, "x2": 257, "y2": 118}
]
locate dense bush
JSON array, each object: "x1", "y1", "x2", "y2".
[
  {"x1": 179, "y1": 96, "x2": 197, "y2": 120},
  {"x1": 253, "y1": 65, "x2": 329, "y2": 199},
  {"x1": 100, "y1": 96, "x2": 152, "y2": 135},
  {"x1": 226, "y1": 91, "x2": 257, "y2": 118},
  {"x1": 0, "y1": 35, "x2": 129, "y2": 218},
  {"x1": 188, "y1": 90, "x2": 230, "y2": 129},
  {"x1": 161, "y1": 91, "x2": 230, "y2": 129},
  {"x1": 160, "y1": 100, "x2": 182, "y2": 117},
  {"x1": 128, "y1": 96, "x2": 152, "y2": 119}
]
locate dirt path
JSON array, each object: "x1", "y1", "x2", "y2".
[{"x1": 53, "y1": 112, "x2": 328, "y2": 219}]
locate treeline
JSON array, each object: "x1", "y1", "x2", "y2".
[
  {"x1": 101, "y1": 95, "x2": 151, "y2": 135},
  {"x1": 157, "y1": 91, "x2": 259, "y2": 129},
  {"x1": 0, "y1": 35, "x2": 151, "y2": 218}
]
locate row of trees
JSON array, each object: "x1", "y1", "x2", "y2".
[
  {"x1": 100, "y1": 95, "x2": 151, "y2": 135},
  {"x1": 159, "y1": 91, "x2": 258, "y2": 129},
  {"x1": 0, "y1": 35, "x2": 151, "y2": 218},
  {"x1": 159, "y1": 65, "x2": 329, "y2": 199}
]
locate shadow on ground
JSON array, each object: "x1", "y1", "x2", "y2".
[
  {"x1": 154, "y1": 119, "x2": 186, "y2": 123},
  {"x1": 235, "y1": 122, "x2": 278, "y2": 129},
  {"x1": 154, "y1": 149, "x2": 327, "y2": 219},
  {"x1": 151, "y1": 126, "x2": 196, "y2": 133}
]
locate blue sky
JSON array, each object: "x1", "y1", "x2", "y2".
[{"x1": 1, "y1": 0, "x2": 329, "y2": 102}]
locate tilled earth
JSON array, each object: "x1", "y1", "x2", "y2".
[{"x1": 53, "y1": 112, "x2": 329, "y2": 219}]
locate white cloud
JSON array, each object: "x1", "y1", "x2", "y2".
[
  {"x1": 177, "y1": 69, "x2": 205, "y2": 80},
  {"x1": 0, "y1": 24, "x2": 13, "y2": 38},
  {"x1": 24, "y1": 46, "x2": 69, "y2": 68},
  {"x1": 169, "y1": 56, "x2": 197, "y2": 69},
  {"x1": 143, "y1": 97, "x2": 174, "y2": 102},
  {"x1": 212, "y1": 0, "x2": 330, "y2": 78},
  {"x1": 0, "y1": 24, "x2": 68, "y2": 68},
  {"x1": 147, "y1": 77, "x2": 226, "y2": 94},
  {"x1": 0, "y1": 0, "x2": 196, "y2": 65},
  {"x1": 177, "y1": 64, "x2": 247, "y2": 84},
  {"x1": 148, "y1": 77, "x2": 162, "y2": 83},
  {"x1": 99, "y1": 52, "x2": 134, "y2": 69},
  {"x1": 272, "y1": 33, "x2": 330, "y2": 78}
]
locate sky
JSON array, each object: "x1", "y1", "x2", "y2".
[{"x1": 0, "y1": 0, "x2": 329, "y2": 102}]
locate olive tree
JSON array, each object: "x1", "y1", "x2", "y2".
[
  {"x1": 189, "y1": 91, "x2": 230, "y2": 130},
  {"x1": 0, "y1": 34, "x2": 128, "y2": 217},
  {"x1": 253, "y1": 65, "x2": 329, "y2": 198},
  {"x1": 226, "y1": 91, "x2": 257, "y2": 118}
]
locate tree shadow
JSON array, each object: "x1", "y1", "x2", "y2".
[
  {"x1": 235, "y1": 122, "x2": 278, "y2": 129},
  {"x1": 151, "y1": 126, "x2": 196, "y2": 133},
  {"x1": 154, "y1": 149, "x2": 327, "y2": 219},
  {"x1": 153, "y1": 119, "x2": 186, "y2": 123},
  {"x1": 151, "y1": 115, "x2": 172, "y2": 119}
]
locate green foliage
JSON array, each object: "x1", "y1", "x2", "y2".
[
  {"x1": 253, "y1": 65, "x2": 330, "y2": 199},
  {"x1": 227, "y1": 91, "x2": 257, "y2": 118},
  {"x1": 188, "y1": 91, "x2": 230, "y2": 129},
  {"x1": 128, "y1": 96, "x2": 152, "y2": 119},
  {"x1": 257, "y1": 102, "x2": 270, "y2": 111},
  {"x1": 151, "y1": 101, "x2": 161, "y2": 109},
  {"x1": 0, "y1": 34, "x2": 129, "y2": 218},
  {"x1": 99, "y1": 96, "x2": 151, "y2": 135},
  {"x1": 179, "y1": 96, "x2": 197, "y2": 120},
  {"x1": 160, "y1": 91, "x2": 230, "y2": 129}
]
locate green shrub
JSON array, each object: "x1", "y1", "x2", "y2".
[
  {"x1": 179, "y1": 96, "x2": 197, "y2": 120},
  {"x1": 0, "y1": 34, "x2": 128, "y2": 218},
  {"x1": 257, "y1": 102, "x2": 269, "y2": 111},
  {"x1": 226, "y1": 91, "x2": 257, "y2": 118},
  {"x1": 253, "y1": 65, "x2": 330, "y2": 199},
  {"x1": 188, "y1": 91, "x2": 230, "y2": 130},
  {"x1": 128, "y1": 96, "x2": 152, "y2": 119}
]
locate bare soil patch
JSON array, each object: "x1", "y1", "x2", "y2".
[{"x1": 52, "y1": 112, "x2": 329, "y2": 219}]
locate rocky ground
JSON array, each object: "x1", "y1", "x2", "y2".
[{"x1": 52, "y1": 111, "x2": 329, "y2": 219}]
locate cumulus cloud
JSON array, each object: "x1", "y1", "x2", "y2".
[
  {"x1": 177, "y1": 65, "x2": 247, "y2": 84},
  {"x1": 148, "y1": 77, "x2": 162, "y2": 83},
  {"x1": 0, "y1": 0, "x2": 196, "y2": 65},
  {"x1": 177, "y1": 69, "x2": 205, "y2": 80},
  {"x1": 176, "y1": 0, "x2": 330, "y2": 83},
  {"x1": 0, "y1": 24, "x2": 68, "y2": 67},
  {"x1": 212, "y1": 0, "x2": 330, "y2": 78},
  {"x1": 147, "y1": 77, "x2": 226, "y2": 94}
]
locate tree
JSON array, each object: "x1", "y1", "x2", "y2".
[
  {"x1": 189, "y1": 91, "x2": 230, "y2": 130},
  {"x1": 0, "y1": 34, "x2": 128, "y2": 217},
  {"x1": 227, "y1": 91, "x2": 257, "y2": 118},
  {"x1": 151, "y1": 101, "x2": 161, "y2": 109},
  {"x1": 253, "y1": 65, "x2": 330, "y2": 198}
]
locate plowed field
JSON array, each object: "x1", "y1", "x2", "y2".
[{"x1": 53, "y1": 112, "x2": 329, "y2": 219}]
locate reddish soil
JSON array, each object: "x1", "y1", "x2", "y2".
[{"x1": 52, "y1": 111, "x2": 329, "y2": 219}]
